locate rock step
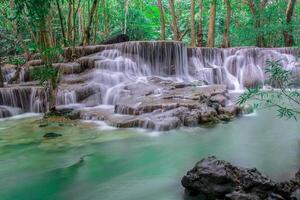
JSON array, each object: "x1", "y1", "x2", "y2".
[
  {"x1": 53, "y1": 62, "x2": 82, "y2": 75},
  {"x1": 76, "y1": 104, "x2": 241, "y2": 131}
]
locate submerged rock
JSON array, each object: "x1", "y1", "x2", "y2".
[
  {"x1": 39, "y1": 123, "x2": 48, "y2": 128},
  {"x1": 182, "y1": 156, "x2": 300, "y2": 200},
  {"x1": 43, "y1": 132, "x2": 62, "y2": 138},
  {"x1": 240, "y1": 103, "x2": 255, "y2": 115},
  {"x1": 218, "y1": 105, "x2": 240, "y2": 118}
]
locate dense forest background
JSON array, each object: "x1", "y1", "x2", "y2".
[{"x1": 0, "y1": 0, "x2": 299, "y2": 60}]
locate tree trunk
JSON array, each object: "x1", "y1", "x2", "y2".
[
  {"x1": 71, "y1": 0, "x2": 76, "y2": 58},
  {"x1": 48, "y1": 12, "x2": 55, "y2": 47},
  {"x1": 79, "y1": 0, "x2": 86, "y2": 42},
  {"x1": 0, "y1": 61, "x2": 4, "y2": 88},
  {"x1": 207, "y1": 0, "x2": 216, "y2": 47},
  {"x1": 10, "y1": 0, "x2": 30, "y2": 60},
  {"x1": 197, "y1": 0, "x2": 204, "y2": 46},
  {"x1": 39, "y1": 21, "x2": 52, "y2": 63},
  {"x1": 48, "y1": 78, "x2": 58, "y2": 112},
  {"x1": 157, "y1": 0, "x2": 166, "y2": 40},
  {"x1": 102, "y1": 0, "x2": 110, "y2": 39},
  {"x1": 283, "y1": 0, "x2": 297, "y2": 46},
  {"x1": 169, "y1": 0, "x2": 180, "y2": 41},
  {"x1": 24, "y1": 16, "x2": 38, "y2": 45},
  {"x1": 258, "y1": 0, "x2": 267, "y2": 47},
  {"x1": 247, "y1": 0, "x2": 266, "y2": 47},
  {"x1": 124, "y1": 0, "x2": 130, "y2": 34},
  {"x1": 82, "y1": 0, "x2": 99, "y2": 45},
  {"x1": 78, "y1": 8, "x2": 83, "y2": 42},
  {"x1": 190, "y1": 0, "x2": 196, "y2": 47},
  {"x1": 93, "y1": 4, "x2": 100, "y2": 44},
  {"x1": 221, "y1": 0, "x2": 232, "y2": 48},
  {"x1": 67, "y1": 0, "x2": 72, "y2": 42},
  {"x1": 56, "y1": 0, "x2": 67, "y2": 46}
]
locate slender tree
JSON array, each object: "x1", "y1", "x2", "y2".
[
  {"x1": 56, "y1": 0, "x2": 66, "y2": 46},
  {"x1": 197, "y1": 0, "x2": 204, "y2": 46},
  {"x1": 247, "y1": 0, "x2": 267, "y2": 47},
  {"x1": 169, "y1": 0, "x2": 180, "y2": 41},
  {"x1": 207, "y1": 0, "x2": 217, "y2": 47},
  {"x1": 0, "y1": 60, "x2": 3, "y2": 87},
  {"x1": 10, "y1": 0, "x2": 30, "y2": 60},
  {"x1": 78, "y1": 1, "x2": 85, "y2": 42},
  {"x1": 157, "y1": 0, "x2": 166, "y2": 40},
  {"x1": 67, "y1": 0, "x2": 72, "y2": 42},
  {"x1": 283, "y1": 0, "x2": 297, "y2": 46},
  {"x1": 222, "y1": 0, "x2": 232, "y2": 48},
  {"x1": 190, "y1": 0, "x2": 196, "y2": 47},
  {"x1": 102, "y1": 0, "x2": 110, "y2": 39},
  {"x1": 71, "y1": 0, "x2": 76, "y2": 56},
  {"x1": 124, "y1": 0, "x2": 130, "y2": 35},
  {"x1": 82, "y1": 0, "x2": 99, "y2": 45},
  {"x1": 93, "y1": 4, "x2": 100, "y2": 44}
]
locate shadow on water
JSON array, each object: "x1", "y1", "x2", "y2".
[{"x1": 3, "y1": 154, "x2": 90, "y2": 200}]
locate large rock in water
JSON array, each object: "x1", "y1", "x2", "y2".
[{"x1": 182, "y1": 156, "x2": 300, "y2": 200}]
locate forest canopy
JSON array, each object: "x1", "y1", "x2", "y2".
[{"x1": 0, "y1": 0, "x2": 299, "y2": 59}]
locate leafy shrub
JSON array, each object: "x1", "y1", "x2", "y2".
[{"x1": 238, "y1": 60, "x2": 300, "y2": 120}]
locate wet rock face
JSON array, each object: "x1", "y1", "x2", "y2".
[
  {"x1": 110, "y1": 83, "x2": 240, "y2": 130},
  {"x1": 0, "y1": 106, "x2": 13, "y2": 118},
  {"x1": 60, "y1": 79, "x2": 241, "y2": 131},
  {"x1": 182, "y1": 157, "x2": 300, "y2": 200}
]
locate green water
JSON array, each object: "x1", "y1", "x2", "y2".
[{"x1": 0, "y1": 111, "x2": 300, "y2": 200}]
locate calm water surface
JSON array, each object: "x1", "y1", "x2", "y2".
[{"x1": 0, "y1": 111, "x2": 300, "y2": 200}]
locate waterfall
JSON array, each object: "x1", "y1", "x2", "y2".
[
  {"x1": 75, "y1": 41, "x2": 192, "y2": 105},
  {"x1": 0, "y1": 41, "x2": 299, "y2": 118},
  {"x1": 2, "y1": 66, "x2": 29, "y2": 83},
  {"x1": 0, "y1": 106, "x2": 22, "y2": 118},
  {"x1": 0, "y1": 87, "x2": 47, "y2": 114},
  {"x1": 188, "y1": 47, "x2": 299, "y2": 90},
  {"x1": 56, "y1": 90, "x2": 77, "y2": 105}
]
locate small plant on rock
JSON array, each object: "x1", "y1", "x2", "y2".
[
  {"x1": 238, "y1": 60, "x2": 300, "y2": 120},
  {"x1": 32, "y1": 46, "x2": 62, "y2": 113}
]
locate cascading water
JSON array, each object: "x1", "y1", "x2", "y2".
[
  {"x1": 61, "y1": 42, "x2": 192, "y2": 106},
  {"x1": 188, "y1": 47, "x2": 299, "y2": 90},
  {"x1": 0, "y1": 41, "x2": 299, "y2": 119},
  {"x1": 2, "y1": 67, "x2": 16, "y2": 82},
  {"x1": 0, "y1": 86, "x2": 47, "y2": 117}
]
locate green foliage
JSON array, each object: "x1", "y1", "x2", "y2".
[
  {"x1": 32, "y1": 65, "x2": 59, "y2": 87},
  {"x1": 265, "y1": 60, "x2": 292, "y2": 86},
  {"x1": 238, "y1": 60, "x2": 300, "y2": 120},
  {"x1": 0, "y1": 28, "x2": 19, "y2": 57},
  {"x1": 1, "y1": 0, "x2": 300, "y2": 54},
  {"x1": 14, "y1": 0, "x2": 53, "y2": 23},
  {"x1": 7, "y1": 56, "x2": 26, "y2": 66},
  {"x1": 41, "y1": 46, "x2": 63, "y2": 64}
]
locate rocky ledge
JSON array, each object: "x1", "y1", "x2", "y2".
[
  {"x1": 182, "y1": 156, "x2": 300, "y2": 200},
  {"x1": 67, "y1": 82, "x2": 243, "y2": 131}
]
